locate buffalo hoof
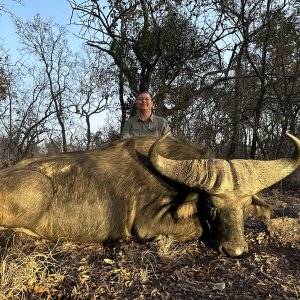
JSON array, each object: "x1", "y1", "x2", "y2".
[{"x1": 175, "y1": 202, "x2": 197, "y2": 220}]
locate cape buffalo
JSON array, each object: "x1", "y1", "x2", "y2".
[{"x1": 0, "y1": 133, "x2": 299, "y2": 257}]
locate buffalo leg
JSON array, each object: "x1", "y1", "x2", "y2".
[
  {"x1": 133, "y1": 206, "x2": 202, "y2": 242},
  {"x1": 0, "y1": 169, "x2": 54, "y2": 231},
  {"x1": 174, "y1": 192, "x2": 198, "y2": 220}
]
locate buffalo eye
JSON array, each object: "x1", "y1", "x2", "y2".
[{"x1": 207, "y1": 203, "x2": 218, "y2": 221}]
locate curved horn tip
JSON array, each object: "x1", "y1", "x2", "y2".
[
  {"x1": 285, "y1": 132, "x2": 300, "y2": 148},
  {"x1": 285, "y1": 132, "x2": 300, "y2": 143},
  {"x1": 158, "y1": 132, "x2": 171, "y2": 141},
  {"x1": 149, "y1": 132, "x2": 170, "y2": 162}
]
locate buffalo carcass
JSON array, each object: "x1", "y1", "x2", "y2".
[{"x1": 0, "y1": 134, "x2": 299, "y2": 257}]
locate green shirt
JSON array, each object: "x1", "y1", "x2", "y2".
[{"x1": 121, "y1": 114, "x2": 170, "y2": 138}]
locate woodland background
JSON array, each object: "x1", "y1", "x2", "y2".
[{"x1": 1, "y1": 0, "x2": 300, "y2": 164}]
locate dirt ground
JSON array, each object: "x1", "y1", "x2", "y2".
[{"x1": 0, "y1": 189, "x2": 299, "y2": 300}]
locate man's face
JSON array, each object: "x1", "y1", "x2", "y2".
[{"x1": 136, "y1": 92, "x2": 153, "y2": 112}]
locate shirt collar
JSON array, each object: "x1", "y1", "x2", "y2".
[{"x1": 137, "y1": 111, "x2": 153, "y2": 121}]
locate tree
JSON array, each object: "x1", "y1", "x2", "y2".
[
  {"x1": 0, "y1": 41, "x2": 11, "y2": 101},
  {"x1": 15, "y1": 14, "x2": 74, "y2": 152},
  {"x1": 70, "y1": 46, "x2": 116, "y2": 149},
  {"x1": 217, "y1": 0, "x2": 293, "y2": 158},
  {"x1": 261, "y1": 10, "x2": 300, "y2": 158},
  {"x1": 68, "y1": 0, "x2": 227, "y2": 131},
  {"x1": 0, "y1": 65, "x2": 7, "y2": 100},
  {"x1": 0, "y1": 58, "x2": 56, "y2": 163}
]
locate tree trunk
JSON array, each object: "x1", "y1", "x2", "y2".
[
  {"x1": 228, "y1": 47, "x2": 243, "y2": 159},
  {"x1": 119, "y1": 70, "x2": 126, "y2": 134}
]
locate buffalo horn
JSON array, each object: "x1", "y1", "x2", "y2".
[{"x1": 149, "y1": 133, "x2": 300, "y2": 195}]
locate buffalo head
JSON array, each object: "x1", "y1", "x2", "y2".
[{"x1": 149, "y1": 133, "x2": 300, "y2": 257}]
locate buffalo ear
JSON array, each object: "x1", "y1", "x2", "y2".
[{"x1": 246, "y1": 194, "x2": 272, "y2": 223}]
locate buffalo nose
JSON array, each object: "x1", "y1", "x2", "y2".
[{"x1": 218, "y1": 241, "x2": 249, "y2": 257}]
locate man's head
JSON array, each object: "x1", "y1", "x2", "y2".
[{"x1": 136, "y1": 91, "x2": 153, "y2": 115}]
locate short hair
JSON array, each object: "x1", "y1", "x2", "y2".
[{"x1": 137, "y1": 90, "x2": 153, "y2": 101}]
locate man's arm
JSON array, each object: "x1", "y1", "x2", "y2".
[
  {"x1": 161, "y1": 118, "x2": 171, "y2": 136},
  {"x1": 121, "y1": 119, "x2": 131, "y2": 139}
]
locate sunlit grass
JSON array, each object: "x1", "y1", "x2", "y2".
[
  {"x1": 0, "y1": 237, "x2": 65, "y2": 299},
  {"x1": 0, "y1": 188, "x2": 298, "y2": 299},
  {"x1": 156, "y1": 235, "x2": 177, "y2": 257}
]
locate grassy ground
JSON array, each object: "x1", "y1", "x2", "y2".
[{"x1": 0, "y1": 189, "x2": 299, "y2": 300}]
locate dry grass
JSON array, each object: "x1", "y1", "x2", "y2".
[
  {"x1": 0, "y1": 237, "x2": 65, "y2": 299},
  {"x1": 0, "y1": 189, "x2": 299, "y2": 299}
]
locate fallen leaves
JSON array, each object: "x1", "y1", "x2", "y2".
[
  {"x1": 0, "y1": 191, "x2": 299, "y2": 299},
  {"x1": 212, "y1": 282, "x2": 226, "y2": 291}
]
